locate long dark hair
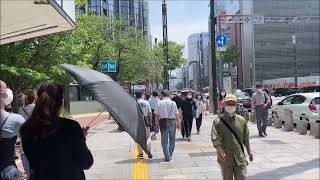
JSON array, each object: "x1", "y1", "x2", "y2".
[
  {"x1": 218, "y1": 89, "x2": 226, "y2": 101},
  {"x1": 20, "y1": 82, "x2": 64, "y2": 140}
]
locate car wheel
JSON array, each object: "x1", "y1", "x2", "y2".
[
  {"x1": 272, "y1": 112, "x2": 278, "y2": 121},
  {"x1": 301, "y1": 115, "x2": 311, "y2": 130}
]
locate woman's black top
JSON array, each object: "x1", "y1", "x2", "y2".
[{"x1": 21, "y1": 118, "x2": 93, "y2": 180}]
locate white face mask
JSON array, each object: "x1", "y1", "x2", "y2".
[
  {"x1": 0, "y1": 88, "x2": 13, "y2": 106},
  {"x1": 225, "y1": 106, "x2": 237, "y2": 115},
  {"x1": 257, "y1": 89, "x2": 263, "y2": 93},
  {"x1": 197, "y1": 96, "x2": 201, "y2": 99},
  {"x1": 221, "y1": 93, "x2": 226, "y2": 96},
  {"x1": 187, "y1": 95, "x2": 192, "y2": 99}
]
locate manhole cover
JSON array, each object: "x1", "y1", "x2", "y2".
[
  {"x1": 262, "y1": 140, "x2": 287, "y2": 145},
  {"x1": 188, "y1": 151, "x2": 216, "y2": 157}
]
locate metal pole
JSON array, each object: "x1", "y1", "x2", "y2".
[
  {"x1": 250, "y1": 62, "x2": 253, "y2": 88},
  {"x1": 218, "y1": 15, "x2": 223, "y2": 90},
  {"x1": 292, "y1": 35, "x2": 298, "y2": 87},
  {"x1": 162, "y1": 0, "x2": 169, "y2": 90},
  {"x1": 210, "y1": 0, "x2": 218, "y2": 114}
]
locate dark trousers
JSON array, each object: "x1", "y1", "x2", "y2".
[
  {"x1": 255, "y1": 105, "x2": 269, "y2": 134},
  {"x1": 182, "y1": 114, "x2": 193, "y2": 138},
  {"x1": 196, "y1": 113, "x2": 203, "y2": 131}
]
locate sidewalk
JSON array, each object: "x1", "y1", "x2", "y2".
[{"x1": 85, "y1": 114, "x2": 320, "y2": 180}]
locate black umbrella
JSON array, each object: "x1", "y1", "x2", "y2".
[{"x1": 60, "y1": 64, "x2": 149, "y2": 154}]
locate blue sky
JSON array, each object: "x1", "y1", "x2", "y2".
[{"x1": 148, "y1": 0, "x2": 210, "y2": 57}]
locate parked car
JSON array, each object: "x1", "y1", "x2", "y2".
[
  {"x1": 243, "y1": 88, "x2": 255, "y2": 97},
  {"x1": 298, "y1": 85, "x2": 320, "y2": 93},
  {"x1": 234, "y1": 91, "x2": 252, "y2": 110},
  {"x1": 272, "y1": 93, "x2": 320, "y2": 125},
  {"x1": 283, "y1": 88, "x2": 299, "y2": 96},
  {"x1": 272, "y1": 88, "x2": 288, "y2": 97}
]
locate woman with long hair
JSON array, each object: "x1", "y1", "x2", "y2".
[
  {"x1": 20, "y1": 82, "x2": 93, "y2": 180},
  {"x1": 217, "y1": 89, "x2": 227, "y2": 114}
]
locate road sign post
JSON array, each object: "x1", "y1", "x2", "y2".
[{"x1": 215, "y1": 34, "x2": 228, "y2": 88}]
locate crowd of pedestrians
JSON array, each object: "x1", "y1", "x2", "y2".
[{"x1": 1, "y1": 77, "x2": 267, "y2": 180}]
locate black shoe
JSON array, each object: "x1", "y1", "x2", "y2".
[
  {"x1": 148, "y1": 152, "x2": 153, "y2": 159},
  {"x1": 197, "y1": 130, "x2": 200, "y2": 134},
  {"x1": 138, "y1": 154, "x2": 143, "y2": 159},
  {"x1": 187, "y1": 137, "x2": 191, "y2": 142},
  {"x1": 263, "y1": 131, "x2": 268, "y2": 136},
  {"x1": 259, "y1": 133, "x2": 265, "y2": 137}
]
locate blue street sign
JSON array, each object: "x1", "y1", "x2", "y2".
[
  {"x1": 100, "y1": 60, "x2": 117, "y2": 73},
  {"x1": 215, "y1": 34, "x2": 228, "y2": 47},
  {"x1": 108, "y1": 61, "x2": 117, "y2": 73}
]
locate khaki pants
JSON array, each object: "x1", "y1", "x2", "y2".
[
  {"x1": 219, "y1": 163, "x2": 248, "y2": 180},
  {"x1": 137, "y1": 127, "x2": 151, "y2": 154}
]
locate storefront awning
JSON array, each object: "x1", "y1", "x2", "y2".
[{"x1": 0, "y1": 0, "x2": 76, "y2": 45}]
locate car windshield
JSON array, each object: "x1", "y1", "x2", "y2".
[{"x1": 235, "y1": 93, "x2": 247, "y2": 99}]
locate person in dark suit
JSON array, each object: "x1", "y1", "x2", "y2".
[{"x1": 20, "y1": 82, "x2": 93, "y2": 180}]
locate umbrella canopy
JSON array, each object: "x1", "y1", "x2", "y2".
[{"x1": 60, "y1": 64, "x2": 149, "y2": 154}]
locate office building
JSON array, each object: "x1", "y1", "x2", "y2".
[
  {"x1": 241, "y1": 0, "x2": 320, "y2": 88},
  {"x1": 186, "y1": 32, "x2": 210, "y2": 90},
  {"x1": 80, "y1": 0, "x2": 150, "y2": 39}
]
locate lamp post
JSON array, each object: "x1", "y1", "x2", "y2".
[
  {"x1": 162, "y1": 0, "x2": 169, "y2": 90},
  {"x1": 292, "y1": 35, "x2": 298, "y2": 88},
  {"x1": 209, "y1": 0, "x2": 218, "y2": 114}
]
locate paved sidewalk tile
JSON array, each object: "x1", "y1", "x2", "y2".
[{"x1": 85, "y1": 114, "x2": 320, "y2": 180}]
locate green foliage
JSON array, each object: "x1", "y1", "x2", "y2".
[
  {"x1": 0, "y1": 14, "x2": 186, "y2": 110},
  {"x1": 155, "y1": 41, "x2": 186, "y2": 71},
  {"x1": 216, "y1": 44, "x2": 239, "y2": 63}
]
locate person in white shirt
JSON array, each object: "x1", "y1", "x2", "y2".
[
  {"x1": 155, "y1": 90, "x2": 180, "y2": 161},
  {"x1": 136, "y1": 92, "x2": 153, "y2": 159},
  {"x1": 0, "y1": 80, "x2": 25, "y2": 180},
  {"x1": 148, "y1": 91, "x2": 160, "y2": 140}
]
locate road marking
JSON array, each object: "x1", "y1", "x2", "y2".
[{"x1": 131, "y1": 145, "x2": 148, "y2": 180}]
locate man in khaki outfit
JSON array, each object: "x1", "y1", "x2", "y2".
[{"x1": 211, "y1": 94, "x2": 253, "y2": 180}]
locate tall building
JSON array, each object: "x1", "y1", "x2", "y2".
[
  {"x1": 81, "y1": 0, "x2": 150, "y2": 38},
  {"x1": 241, "y1": 0, "x2": 320, "y2": 88},
  {"x1": 186, "y1": 32, "x2": 210, "y2": 90}
]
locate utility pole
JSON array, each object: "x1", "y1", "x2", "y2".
[
  {"x1": 292, "y1": 35, "x2": 298, "y2": 88},
  {"x1": 162, "y1": 0, "x2": 169, "y2": 90},
  {"x1": 218, "y1": 15, "x2": 223, "y2": 89},
  {"x1": 210, "y1": 0, "x2": 218, "y2": 114}
]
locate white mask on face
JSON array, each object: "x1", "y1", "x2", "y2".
[
  {"x1": 221, "y1": 92, "x2": 226, "y2": 96},
  {"x1": 187, "y1": 95, "x2": 192, "y2": 99},
  {"x1": 197, "y1": 96, "x2": 201, "y2": 99},
  {"x1": 225, "y1": 106, "x2": 237, "y2": 115},
  {"x1": 257, "y1": 89, "x2": 263, "y2": 93},
  {"x1": 0, "y1": 88, "x2": 13, "y2": 106}
]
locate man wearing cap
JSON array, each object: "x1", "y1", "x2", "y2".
[{"x1": 211, "y1": 94, "x2": 253, "y2": 180}]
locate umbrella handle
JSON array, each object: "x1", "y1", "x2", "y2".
[{"x1": 87, "y1": 108, "x2": 107, "y2": 127}]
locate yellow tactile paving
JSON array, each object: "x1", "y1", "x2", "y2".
[{"x1": 131, "y1": 145, "x2": 148, "y2": 180}]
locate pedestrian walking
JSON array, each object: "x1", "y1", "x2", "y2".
[
  {"x1": 172, "y1": 91, "x2": 184, "y2": 136},
  {"x1": 155, "y1": 90, "x2": 180, "y2": 162},
  {"x1": 251, "y1": 83, "x2": 271, "y2": 137},
  {"x1": 217, "y1": 89, "x2": 227, "y2": 114},
  {"x1": 0, "y1": 80, "x2": 25, "y2": 180},
  {"x1": 211, "y1": 94, "x2": 253, "y2": 180},
  {"x1": 20, "y1": 82, "x2": 93, "y2": 180},
  {"x1": 181, "y1": 91, "x2": 197, "y2": 141},
  {"x1": 18, "y1": 90, "x2": 37, "y2": 178},
  {"x1": 136, "y1": 91, "x2": 153, "y2": 159},
  {"x1": 149, "y1": 90, "x2": 160, "y2": 140},
  {"x1": 195, "y1": 93, "x2": 207, "y2": 134}
]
